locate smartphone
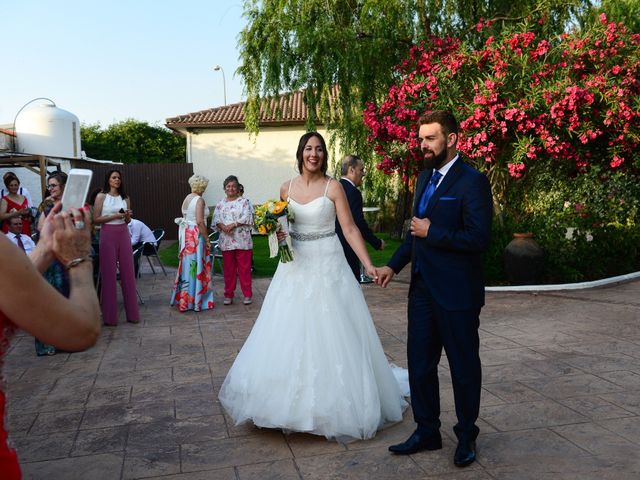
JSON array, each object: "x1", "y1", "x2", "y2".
[{"x1": 61, "y1": 168, "x2": 93, "y2": 211}]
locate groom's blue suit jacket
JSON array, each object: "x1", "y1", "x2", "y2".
[{"x1": 388, "y1": 157, "x2": 493, "y2": 311}]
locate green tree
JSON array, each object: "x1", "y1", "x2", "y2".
[
  {"x1": 239, "y1": 0, "x2": 595, "y2": 154},
  {"x1": 586, "y1": 0, "x2": 640, "y2": 32},
  {"x1": 80, "y1": 119, "x2": 186, "y2": 164},
  {"x1": 239, "y1": 0, "x2": 598, "y2": 237}
]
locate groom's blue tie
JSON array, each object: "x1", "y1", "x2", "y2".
[
  {"x1": 417, "y1": 171, "x2": 442, "y2": 217},
  {"x1": 414, "y1": 171, "x2": 442, "y2": 274}
]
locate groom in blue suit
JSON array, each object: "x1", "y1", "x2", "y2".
[{"x1": 377, "y1": 110, "x2": 493, "y2": 467}]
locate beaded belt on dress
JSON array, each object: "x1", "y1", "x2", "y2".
[{"x1": 289, "y1": 230, "x2": 336, "y2": 241}]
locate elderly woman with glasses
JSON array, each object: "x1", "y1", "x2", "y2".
[{"x1": 213, "y1": 175, "x2": 254, "y2": 305}]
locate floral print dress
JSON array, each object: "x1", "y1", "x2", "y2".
[{"x1": 171, "y1": 195, "x2": 214, "y2": 312}]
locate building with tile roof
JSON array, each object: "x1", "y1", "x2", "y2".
[{"x1": 166, "y1": 92, "x2": 336, "y2": 206}]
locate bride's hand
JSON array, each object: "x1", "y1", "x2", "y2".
[
  {"x1": 364, "y1": 264, "x2": 378, "y2": 281},
  {"x1": 276, "y1": 229, "x2": 287, "y2": 242}
]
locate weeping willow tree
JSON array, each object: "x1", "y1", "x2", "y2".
[
  {"x1": 238, "y1": 0, "x2": 597, "y2": 229},
  {"x1": 239, "y1": 0, "x2": 420, "y2": 156},
  {"x1": 239, "y1": 0, "x2": 594, "y2": 143}
]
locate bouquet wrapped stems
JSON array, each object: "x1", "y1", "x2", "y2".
[
  {"x1": 255, "y1": 200, "x2": 295, "y2": 263},
  {"x1": 273, "y1": 217, "x2": 293, "y2": 262}
]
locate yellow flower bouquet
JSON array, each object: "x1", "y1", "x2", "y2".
[{"x1": 254, "y1": 200, "x2": 294, "y2": 262}]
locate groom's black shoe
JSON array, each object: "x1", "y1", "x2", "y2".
[
  {"x1": 454, "y1": 439, "x2": 476, "y2": 467},
  {"x1": 389, "y1": 431, "x2": 442, "y2": 455}
]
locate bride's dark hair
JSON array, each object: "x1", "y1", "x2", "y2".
[{"x1": 296, "y1": 132, "x2": 328, "y2": 174}]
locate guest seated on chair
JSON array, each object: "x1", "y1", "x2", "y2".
[
  {"x1": 128, "y1": 217, "x2": 156, "y2": 277},
  {"x1": 128, "y1": 217, "x2": 156, "y2": 250},
  {"x1": 4, "y1": 217, "x2": 35, "y2": 254}
]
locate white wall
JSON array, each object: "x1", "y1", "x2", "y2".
[{"x1": 189, "y1": 125, "x2": 338, "y2": 208}]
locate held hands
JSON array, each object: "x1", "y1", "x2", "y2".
[
  {"x1": 375, "y1": 266, "x2": 395, "y2": 288},
  {"x1": 410, "y1": 216, "x2": 431, "y2": 238},
  {"x1": 364, "y1": 264, "x2": 379, "y2": 282}
]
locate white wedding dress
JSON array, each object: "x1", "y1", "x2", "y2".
[{"x1": 218, "y1": 180, "x2": 408, "y2": 441}]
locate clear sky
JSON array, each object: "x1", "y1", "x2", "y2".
[{"x1": 1, "y1": 0, "x2": 247, "y2": 128}]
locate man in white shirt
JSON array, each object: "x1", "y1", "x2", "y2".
[
  {"x1": 128, "y1": 217, "x2": 156, "y2": 277},
  {"x1": 5, "y1": 217, "x2": 35, "y2": 254},
  {"x1": 128, "y1": 218, "x2": 156, "y2": 248}
]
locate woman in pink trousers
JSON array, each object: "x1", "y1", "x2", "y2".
[{"x1": 93, "y1": 169, "x2": 140, "y2": 325}]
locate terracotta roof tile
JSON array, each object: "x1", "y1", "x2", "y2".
[{"x1": 166, "y1": 90, "x2": 310, "y2": 129}]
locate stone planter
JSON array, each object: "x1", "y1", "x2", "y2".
[{"x1": 503, "y1": 232, "x2": 544, "y2": 285}]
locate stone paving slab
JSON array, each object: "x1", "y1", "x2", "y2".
[{"x1": 5, "y1": 259, "x2": 640, "y2": 479}]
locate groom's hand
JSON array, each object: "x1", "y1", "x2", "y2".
[
  {"x1": 376, "y1": 266, "x2": 395, "y2": 288},
  {"x1": 410, "y1": 216, "x2": 430, "y2": 238}
]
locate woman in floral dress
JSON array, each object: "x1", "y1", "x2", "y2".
[
  {"x1": 171, "y1": 174, "x2": 214, "y2": 312},
  {"x1": 213, "y1": 175, "x2": 254, "y2": 305}
]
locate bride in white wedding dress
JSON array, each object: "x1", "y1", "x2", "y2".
[{"x1": 218, "y1": 132, "x2": 407, "y2": 441}]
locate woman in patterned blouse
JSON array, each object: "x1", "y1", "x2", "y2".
[{"x1": 213, "y1": 175, "x2": 254, "y2": 305}]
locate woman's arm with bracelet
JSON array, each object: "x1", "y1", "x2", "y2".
[{"x1": 0, "y1": 207, "x2": 100, "y2": 351}]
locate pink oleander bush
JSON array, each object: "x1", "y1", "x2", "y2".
[{"x1": 364, "y1": 15, "x2": 640, "y2": 283}]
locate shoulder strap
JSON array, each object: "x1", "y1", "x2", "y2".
[
  {"x1": 287, "y1": 178, "x2": 294, "y2": 198},
  {"x1": 323, "y1": 177, "x2": 332, "y2": 197}
]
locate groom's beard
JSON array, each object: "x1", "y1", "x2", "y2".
[{"x1": 422, "y1": 148, "x2": 448, "y2": 170}]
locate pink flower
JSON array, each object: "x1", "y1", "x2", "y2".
[
  {"x1": 610, "y1": 155, "x2": 624, "y2": 168},
  {"x1": 507, "y1": 162, "x2": 526, "y2": 178}
]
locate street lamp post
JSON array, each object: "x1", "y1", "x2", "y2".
[{"x1": 213, "y1": 65, "x2": 227, "y2": 106}]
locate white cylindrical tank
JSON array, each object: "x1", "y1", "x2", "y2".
[{"x1": 15, "y1": 104, "x2": 81, "y2": 158}]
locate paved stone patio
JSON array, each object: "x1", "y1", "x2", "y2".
[{"x1": 6, "y1": 259, "x2": 640, "y2": 479}]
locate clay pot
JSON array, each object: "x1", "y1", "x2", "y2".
[{"x1": 503, "y1": 233, "x2": 544, "y2": 285}]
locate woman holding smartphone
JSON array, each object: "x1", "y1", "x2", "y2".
[
  {"x1": 1, "y1": 203, "x2": 100, "y2": 479},
  {"x1": 93, "y1": 169, "x2": 140, "y2": 325}
]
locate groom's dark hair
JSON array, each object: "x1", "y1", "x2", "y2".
[
  {"x1": 419, "y1": 110, "x2": 459, "y2": 137},
  {"x1": 296, "y1": 131, "x2": 328, "y2": 174}
]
